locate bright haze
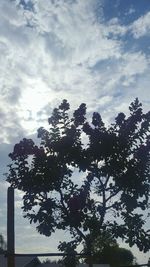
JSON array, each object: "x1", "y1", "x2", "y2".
[{"x1": 0, "y1": 0, "x2": 150, "y2": 264}]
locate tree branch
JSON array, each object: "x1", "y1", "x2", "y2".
[{"x1": 58, "y1": 189, "x2": 86, "y2": 241}]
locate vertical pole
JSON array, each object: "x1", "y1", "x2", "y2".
[
  {"x1": 88, "y1": 251, "x2": 93, "y2": 267},
  {"x1": 7, "y1": 187, "x2": 15, "y2": 267},
  {"x1": 87, "y1": 241, "x2": 93, "y2": 267}
]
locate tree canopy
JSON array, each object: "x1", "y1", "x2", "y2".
[
  {"x1": 7, "y1": 98, "x2": 150, "y2": 263},
  {"x1": 95, "y1": 245, "x2": 134, "y2": 267},
  {"x1": 83, "y1": 232, "x2": 135, "y2": 266}
]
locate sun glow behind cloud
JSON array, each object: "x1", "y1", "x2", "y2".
[{"x1": 20, "y1": 79, "x2": 53, "y2": 112}]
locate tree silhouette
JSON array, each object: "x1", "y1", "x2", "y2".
[
  {"x1": 96, "y1": 246, "x2": 134, "y2": 267},
  {"x1": 82, "y1": 232, "x2": 135, "y2": 266},
  {"x1": 7, "y1": 98, "x2": 150, "y2": 266},
  {"x1": 0, "y1": 234, "x2": 7, "y2": 253}
]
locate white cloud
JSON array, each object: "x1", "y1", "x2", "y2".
[
  {"x1": 23, "y1": 0, "x2": 121, "y2": 67},
  {"x1": 106, "y1": 17, "x2": 127, "y2": 36},
  {"x1": 0, "y1": 0, "x2": 124, "y2": 142},
  {"x1": 130, "y1": 11, "x2": 150, "y2": 38},
  {"x1": 0, "y1": 0, "x2": 149, "y2": 143},
  {"x1": 120, "y1": 52, "x2": 149, "y2": 84},
  {"x1": 105, "y1": 10, "x2": 150, "y2": 41},
  {"x1": 127, "y1": 7, "x2": 136, "y2": 15}
]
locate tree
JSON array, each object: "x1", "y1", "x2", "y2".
[
  {"x1": 6, "y1": 98, "x2": 150, "y2": 267},
  {"x1": 58, "y1": 241, "x2": 79, "y2": 267},
  {"x1": 98, "y1": 246, "x2": 134, "y2": 267},
  {"x1": 82, "y1": 231, "x2": 135, "y2": 266},
  {"x1": 83, "y1": 232, "x2": 135, "y2": 266},
  {"x1": 0, "y1": 234, "x2": 7, "y2": 253}
]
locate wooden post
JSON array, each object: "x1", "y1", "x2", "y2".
[
  {"x1": 7, "y1": 187, "x2": 15, "y2": 267},
  {"x1": 87, "y1": 241, "x2": 93, "y2": 267},
  {"x1": 88, "y1": 251, "x2": 93, "y2": 267}
]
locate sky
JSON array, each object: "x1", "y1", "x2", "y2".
[{"x1": 0, "y1": 0, "x2": 150, "y2": 264}]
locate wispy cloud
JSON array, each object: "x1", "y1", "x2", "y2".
[{"x1": 130, "y1": 11, "x2": 150, "y2": 38}]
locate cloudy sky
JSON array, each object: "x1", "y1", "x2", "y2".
[{"x1": 0, "y1": 0, "x2": 150, "y2": 264}]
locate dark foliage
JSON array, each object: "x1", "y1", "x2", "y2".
[
  {"x1": 0, "y1": 234, "x2": 7, "y2": 253},
  {"x1": 98, "y1": 246, "x2": 134, "y2": 267},
  {"x1": 83, "y1": 232, "x2": 135, "y2": 266},
  {"x1": 6, "y1": 98, "x2": 150, "y2": 261},
  {"x1": 58, "y1": 241, "x2": 79, "y2": 267}
]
